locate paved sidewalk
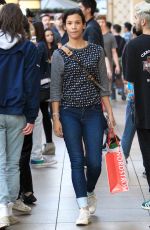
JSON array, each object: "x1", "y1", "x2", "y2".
[{"x1": 8, "y1": 100, "x2": 150, "y2": 230}]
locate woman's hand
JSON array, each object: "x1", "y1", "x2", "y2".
[
  {"x1": 53, "y1": 119, "x2": 63, "y2": 138},
  {"x1": 23, "y1": 123, "x2": 34, "y2": 135}
]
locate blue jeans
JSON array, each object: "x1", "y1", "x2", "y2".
[
  {"x1": 0, "y1": 115, "x2": 25, "y2": 204},
  {"x1": 60, "y1": 105, "x2": 106, "y2": 200},
  {"x1": 121, "y1": 101, "x2": 136, "y2": 159}
]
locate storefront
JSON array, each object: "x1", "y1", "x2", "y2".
[{"x1": 107, "y1": 0, "x2": 143, "y2": 24}]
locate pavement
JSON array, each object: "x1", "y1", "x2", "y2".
[{"x1": 8, "y1": 99, "x2": 150, "y2": 230}]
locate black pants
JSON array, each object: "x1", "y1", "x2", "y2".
[
  {"x1": 19, "y1": 133, "x2": 33, "y2": 196},
  {"x1": 40, "y1": 101, "x2": 52, "y2": 143},
  {"x1": 137, "y1": 129, "x2": 150, "y2": 190}
]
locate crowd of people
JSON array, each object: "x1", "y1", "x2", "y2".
[{"x1": 0, "y1": 0, "x2": 150, "y2": 228}]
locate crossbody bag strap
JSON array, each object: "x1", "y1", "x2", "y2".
[{"x1": 60, "y1": 46, "x2": 106, "y2": 91}]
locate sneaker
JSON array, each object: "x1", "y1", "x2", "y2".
[
  {"x1": 88, "y1": 194, "x2": 97, "y2": 214},
  {"x1": 13, "y1": 199, "x2": 31, "y2": 213},
  {"x1": 31, "y1": 157, "x2": 57, "y2": 168},
  {"x1": 8, "y1": 216, "x2": 20, "y2": 225},
  {"x1": 76, "y1": 208, "x2": 90, "y2": 226},
  {"x1": 22, "y1": 193, "x2": 37, "y2": 205},
  {"x1": 42, "y1": 143, "x2": 55, "y2": 155},
  {"x1": 0, "y1": 217, "x2": 10, "y2": 228},
  {"x1": 141, "y1": 200, "x2": 150, "y2": 210},
  {"x1": 0, "y1": 204, "x2": 9, "y2": 228},
  {"x1": 0, "y1": 222, "x2": 9, "y2": 229}
]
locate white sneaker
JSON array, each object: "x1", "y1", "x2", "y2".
[
  {"x1": 0, "y1": 222, "x2": 9, "y2": 229},
  {"x1": 0, "y1": 216, "x2": 10, "y2": 228},
  {"x1": 0, "y1": 216, "x2": 19, "y2": 227},
  {"x1": 76, "y1": 208, "x2": 90, "y2": 226},
  {"x1": 13, "y1": 199, "x2": 31, "y2": 213},
  {"x1": 8, "y1": 215, "x2": 20, "y2": 225},
  {"x1": 88, "y1": 194, "x2": 97, "y2": 214},
  {"x1": 31, "y1": 156, "x2": 57, "y2": 168},
  {"x1": 7, "y1": 202, "x2": 20, "y2": 225},
  {"x1": 0, "y1": 204, "x2": 10, "y2": 227}
]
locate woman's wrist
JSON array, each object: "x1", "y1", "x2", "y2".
[
  {"x1": 105, "y1": 108, "x2": 113, "y2": 116},
  {"x1": 52, "y1": 112, "x2": 60, "y2": 120}
]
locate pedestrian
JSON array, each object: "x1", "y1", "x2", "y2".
[
  {"x1": 123, "y1": 22, "x2": 132, "y2": 42},
  {"x1": 40, "y1": 13, "x2": 51, "y2": 29},
  {"x1": 43, "y1": 28, "x2": 58, "y2": 155},
  {"x1": 0, "y1": 3, "x2": 40, "y2": 228},
  {"x1": 50, "y1": 8, "x2": 115, "y2": 225},
  {"x1": 112, "y1": 24, "x2": 126, "y2": 100},
  {"x1": 121, "y1": 26, "x2": 142, "y2": 161},
  {"x1": 51, "y1": 13, "x2": 68, "y2": 47},
  {"x1": 79, "y1": 0, "x2": 112, "y2": 79},
  {"x1": 98, "y1": 16, "x2": 120, "y2": 100},
  {"x1": 125, "y1": 0, "x2": 150, "y2": 209},
  {"x1": 30, "y1": 21, "x2": 57, "y2": 167}
]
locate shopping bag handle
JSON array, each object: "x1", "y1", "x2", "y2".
[{"x1": 107, "y1": 129, "x2": 120, "y2": 147}]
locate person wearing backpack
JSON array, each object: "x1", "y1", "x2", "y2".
[{"x1": 0, "y1": 3, "x2": 40, "y2": 228}]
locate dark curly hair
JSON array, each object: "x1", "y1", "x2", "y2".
[{"x1": 63, "y1": 8, "x2": 85, "y2": 25}]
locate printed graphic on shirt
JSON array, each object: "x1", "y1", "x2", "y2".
[{"x1": 143, "y1": 56, "x2": 150, "y2": 74}]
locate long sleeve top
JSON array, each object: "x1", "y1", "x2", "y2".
[{"x1": 50, "y1": 43, "x2": 110, "y2": 107}]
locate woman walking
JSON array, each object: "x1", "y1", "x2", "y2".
[
  {"x1": 50, "y1": 8, "x2": 115, "y2": 225},
  {"x1": 0, "y1": 3, "x2": 39, "y2": 228},
  {"x1": 32, "y1": 22, "x2": 56, "y2": 158}
]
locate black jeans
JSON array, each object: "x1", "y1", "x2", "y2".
[
  {"x1": 137, "y1": 129, "x2": 150, "y2": 190},
  {"x1": 40, "y1": 101, "x2": 52, "y2": 143},
  {"x1": 19, "y1": 133, "x2": 33, "y2": 196}
]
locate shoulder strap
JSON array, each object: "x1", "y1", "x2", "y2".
[
  {"x1": 60, "y1": 46, "x2": 106, "y2": 91},
  {"x1": 61, "y1": 46, "x2": 73, "y2": 57}
]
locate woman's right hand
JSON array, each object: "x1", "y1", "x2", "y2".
[{"x1": 53, "y1": 119, "x2": 63, "y2": 138}]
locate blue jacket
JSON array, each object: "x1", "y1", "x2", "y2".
[
  {"x1": 0, "y1": 38, "x2": 40, "y2": 123},
  {"x1": 83, "y1": 18, "x2": 104, "y2": 48},
  {"x1": 36, "y1": 41, "x2": 50, "y2": 82}
]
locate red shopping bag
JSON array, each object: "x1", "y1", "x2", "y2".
[{"x1": 105, "y1": 133, "x2": 129, "y2": 194}]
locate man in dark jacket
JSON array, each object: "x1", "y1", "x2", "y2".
[
  {"x1": 79, "y1": 0, "x2": 104, "y2": 47},
  {"x1": 79, "y1": 0, "x2": 112, "y2": 81}
]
